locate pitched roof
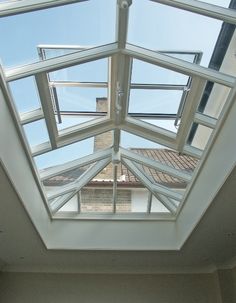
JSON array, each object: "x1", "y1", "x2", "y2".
[
  {"x1": 120, "y1": 149, "x2": 198, "y2": 188},
  {"x1": 43, "y1": 149, "x2": 198, "y2": 189}
]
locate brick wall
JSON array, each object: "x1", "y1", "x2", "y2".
[{"x1": 80, "y1": 188, "x2": 131, "y2": 213}]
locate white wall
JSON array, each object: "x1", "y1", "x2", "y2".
[{"x1": 0, "y1": 272, "x2": 222, "y2": 303}]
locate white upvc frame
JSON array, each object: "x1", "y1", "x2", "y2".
[
  {"x1": 110, "y1": 1, "x2": 131, "y2": 153},
  {"x1": 47, "y1": 157, "x2": 111, "y2": 201},
  {"x1": 0, "y1": 0, "x2": 88, "y2": 17},
  {"x1": 109, "y1": 54, "x2": 132, "y2": 123},
  {"x1": 20, "y1": 108, "x2": 44, "y2": 125},
  {"x1": 120, "y1": 148, "x2": 192, "y2": 182},
  {"x1": 31, "y1": 141, "x2": 51, "y2": 157},
  {"x1": 130, "y1": 159, "x2": 181, "y2": 211},
  {"x1": 49, "y1": 190, "x2": 78, "y2": 214},
  {"x1": 57, "y1": 118, "x2": 113, "y2": 147},
  {"x1": 52, "y1": 209, "x2": 174, "y2": 221},
  {"x1": 183, "y1": 145, "x2": 202, "y2": 159},
  {"x1": 123, "y1": 116, "x2": 203, "y2": 159},
  {"x1": 176, "y1": 77, "x2": 207, "y2": 152},
  {"x1": 122, "y1": 158, "x2": 178, "y2": 213},
  {"x1": 147, "y1": 191, "x2": 152, "y2": 213},
  {"x1": 35, "y1": 72, "x2": 58, "y2": 149},
  {"x1": 123, "y1": 116, "x2": 177, "y2": 149},
  {"x1": 116, "y1": 0, "x2": 132, "y2": 48},
  {"x1": 112, "y1": 164, "x2": 118, "y2": 213},
  {"x1": 31, "y1": 118, "x2": 113, "y2": 157},
  {"x1": 49, "y1": 81, "x2": 108, "y2": 88},
  {"x1": 175, "y1": 83, "x2": 236, "y2": 221},
  {"x1": 5, "y1": 43, "x2": 119, "y2": 82},
  {"x1": 40, "y1": 148, "x2": 112, "y2": 181},
  {"x1": 129, "y1": 159, "x2": 183, "y2": 202},
  {"x1": 2, "y1": 0, "x2": 233, "y2": 25},
  {"x1": 194, "y1": 112, "x2": 217, "y2": 129},
  {"x1": 150, "y1": 0, "x2": 236, "y2": 24},
  {"x1": 123, "y1": 44, "x2": 236, "y2": 87},
  {"x1": 109, "y1": 53, "x2": 132, "y2": 152},
  {"x1": 130, "y1": 84, "x2": 186, "y2": 90}
]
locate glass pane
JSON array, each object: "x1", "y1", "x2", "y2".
[
  {"x1": 39, "y1": 47, "x2": 80, "y2": 60},
  {"x1": 141, "y1": 119, "x2": 178, "y2": 133},
  {"x1": 164, "y1": 52, "x2": 198, "y2": 63},
  {"x1": 189, "y1": 123, "x2": 213, "y2": 150},
  {"x1": 8, "y1": 77, "x2": 41, "y2": 113},
  {"x1": 196, "y1": 0, "x2": 231, "y2": 7},
  {"x1": 57, "y1": 116, "x2": 99, "y2": 132},
  {"x1": 129, "y1": 89, "x2": 183, "y2": 114},
  {"x1": 55, "y1": 87, "x2": 107, "y2": 112},
  {"x1": 198, "y1": 82, "x2": 230, "y2": 119},
  {"x1": 129, "y1": 189, "x2": 149, "y2": 213},
  {"x1": 58, "y1": 194, "x2": 79, "y2": 212},
  {"x1": 35, "y1": 137, "x2": 94, "y2": 170},
  {"x1": 35, "y1": 130, "x2": 112, "y2": 170},
  {"x1": 49, "y1": 59, "x2": 108, "y2": 82},
  {"x1": 121, "y1": 131, "x2": 168, "y2": 149},
  {"x1": 128, "y1": 0, "x2": 224, "y2": 67},
  {"x1": 43, "y1": 163, "x2": 93, "y2": 189},
  {"x1": 131, "y1": 59, "x2": 189, "y2": 85},
  {"x1": 0, "y1": 0, "x2": 116, "y2": 67},
  {"x1": 151, "y1": 196, "x2": 170, "y2": 213},
  {"x1": 23, "y1": 119, "x2": 49, "y2": 147},
  {"x1": 55, "y1": 97, "x2": 108, "y2": 132},
  {"x1": 49, "y1": 192, "x2": 73, "y2": 211}
]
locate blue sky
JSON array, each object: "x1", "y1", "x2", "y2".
[
  {"x1": 0, "y1": 0, "x2": 116, "y2": 67},
  {"x1": 0, "y1": 0, "x2": 231, "y2": 169}
]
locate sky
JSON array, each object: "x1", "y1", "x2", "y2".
[{"x1": 0, "y1": 0, "x2": 231, "y2": 169}]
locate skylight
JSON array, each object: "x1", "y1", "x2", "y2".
[{"x1": 0, "y1": 0, "x2": 235, "y2": 221}]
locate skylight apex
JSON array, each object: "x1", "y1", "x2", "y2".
[{"x1": 118, "y1": 0, "x2": 132, "y2": 9}]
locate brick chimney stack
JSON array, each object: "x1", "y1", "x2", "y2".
[
  {"x1": 94, "y1": 98, "x2": 113, "y2": 151},
  {"x1": 93, "y1": 98, "x2": 113, "y2": 179}
]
